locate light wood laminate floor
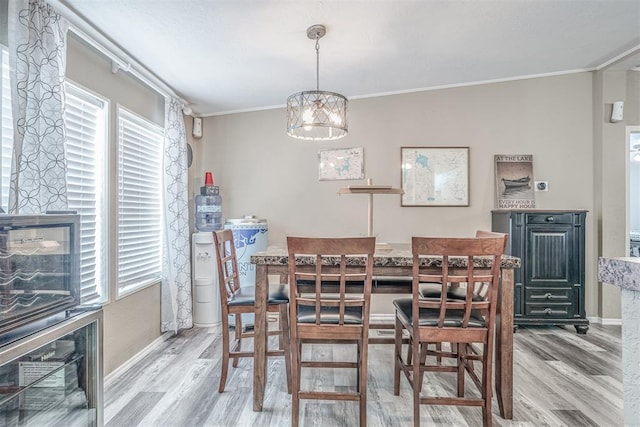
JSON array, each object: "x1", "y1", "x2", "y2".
[{"x1": 104, "y1": 323, "x2": 622, "y2": 426}]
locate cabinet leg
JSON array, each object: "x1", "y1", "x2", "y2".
[{"x1": 575, "y1": 325, "x2": 589, "y2": 334}]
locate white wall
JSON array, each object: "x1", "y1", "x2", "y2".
[{"x1": 191, "y1": 73, "x2": 599, "y2": 316}]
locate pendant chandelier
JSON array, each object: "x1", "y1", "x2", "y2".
[{"x1": 287, "y1": 24, "x2": 348, "y2": 141}]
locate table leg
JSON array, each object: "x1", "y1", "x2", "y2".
[
  {"x1": 495, "y1": 268, "x2": 514, "y2": 419},
  {"x1": 253, "y1": 265, "x2": 268, "y2": 412}
]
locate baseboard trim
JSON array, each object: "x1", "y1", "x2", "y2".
[
  {"x1": 371, "y1": 313, "x2": 395, "y2": 324},
  {"x1": 588, "y1": 316, "x2": 622, "y2": 326},
  {"x1": 104, "y1": 332, "x2": 173, "y2": 387},
  {"x1": 374, "y1": 313, "x2": 624, "y2": 326}
]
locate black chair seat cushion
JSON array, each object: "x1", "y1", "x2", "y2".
[
  {"x1": 296, "y1": 279, "x2": 365, "y2": 292},
  {"x1": 393, "y1": 298, "x2": 486, "y2": 328},
  {"x1": 373, "y1": 278, "x2": 483, "y2": 302},
  {"x1": 420, "y1": 282, "x2": 484, "y2": 302},
  {"x1": 227, "y1": 284, "x2": 289, "y2": 306},
  {"x1": 297, "y1": 304, "x2": 363, "y2": 325}
]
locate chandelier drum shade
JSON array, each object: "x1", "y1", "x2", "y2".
[{"x1": 287, "y1": 25, "x2": 348, "y2": 141}]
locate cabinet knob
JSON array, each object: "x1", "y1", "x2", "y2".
[
  {"x1": 545, "y1": 216, "x2": 555, "y2": 222},
  {"x1": 544, "y1": 292, "x2": 552, "y2": 299},
  {"x1": 544, "y1": 307, "x2": 553, "y2": 315}
]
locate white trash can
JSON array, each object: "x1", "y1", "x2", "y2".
[
  {"x1": 224, "y1": 216, "x2": 268, "y2": 286},
  {"x1": 225, "y1": 216, "x2": 268, "y2": 327}
]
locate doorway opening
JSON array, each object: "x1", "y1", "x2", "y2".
[{"x1": 628, "y1": 126, "x2": 640, "y2": 256}]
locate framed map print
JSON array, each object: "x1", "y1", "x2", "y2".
[
  {"x1": 318, "y1": 147, "x2": 364, "y2": 181},
  {"x1": 401, "y1": 147, "x2": 469, "y2": 206}
]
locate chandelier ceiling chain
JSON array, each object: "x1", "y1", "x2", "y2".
[
  {"x1": 314, "y1": 34, "x2": 320, "y2": 92},
  {"x1": 286, "y1": 24, "x2": 348, "y2": 141}
]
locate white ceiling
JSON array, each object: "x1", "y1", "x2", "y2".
[{"x1": 59, "y1": 0, "x2": 640, "y2": 117}]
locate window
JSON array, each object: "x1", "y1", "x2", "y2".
[
  {"x1": 1, "y1": 46, "x2": 12, "y2": 212},
  {"x1": 1, "y1": 60, "x2": 109, "y2": 303},
  {"x1": 64, "y1": 82, "x2": 108, "y2": 303},
  {"x1": 2, "y1": 43, "x2": 165, "y2": 302},
  {"x1": 117, "y1": 107, "x2": 163, "y2": 297}
]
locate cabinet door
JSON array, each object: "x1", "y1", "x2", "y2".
[
  {"x1": 508, "y1": 214, "x2": 526, "y2": 318},
  {"x1": 524, "y1": 223, "x2": 575, "y2": 288},
  {"x1": 524, "y1": 223, "x2": 577, "y2": 318}
]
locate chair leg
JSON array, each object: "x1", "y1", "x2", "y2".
[
  {"x1": 457, "y1": 343, "x2": 465, "y2": 397},
  {"x1": 219, "y1": 313, "x2": 231, "y2": 393},
  {"x1": 291, "y1": 335, "x2": 301, "y2": 427},
  {"x1": 412, "y1": 338, "x2": 421, "y2": 427},
  {"x1": 279, "y1": 304, "x2": 292, "y2": 394},
  {"x1": 482, "y1": 345, "x2": 493, "y2": 427},
  {"x1": 483, "y1": 407, "x2": 492, "y2": 427},
  {"x1": 419, "y1": 344, "x2": 428, "y2": 365},
  {"x1": 297, "y1": 341, "x2": 302, "y2": 380},
  {"x1": 360, "y1": 337, "x2": 369, "y2": 427},
  {"x1": 417, "y1": 343, "x2": 428, "y2": 391},
  {"x1": 356, "y1": 341, "x2": 361, "y2": 393},
  {"x1": 393, "y1": 316, "x2": 402, "y2": 396},
  {"x1": 232, "y1": 314, "x2": 242, "y2": 368}
]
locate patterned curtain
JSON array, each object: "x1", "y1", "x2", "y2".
[
  {"x1": 8, "y1": 0, "x2": 69, "y2": 213},
  {"x1": 161, "y1": 97, "x2": 192, "y2": 333}
]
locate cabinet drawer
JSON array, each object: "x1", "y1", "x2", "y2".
[
  {"x1": 525, "y1": 303, "x2": 573, "y2": 318},
  {"x1": 525, "y1": 288, "x2": 573, "y2": 303},
  {"x1": 526, "y1": 213, "x2": 574, "y2": 225}
]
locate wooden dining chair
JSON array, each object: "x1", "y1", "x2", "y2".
[
  {"x1": 382, "y1": 230, "x2": 507, "y2": 365},
  {"x1": 287, "y1": 236, "x2": 376, "y2": 427},
  {"x1": 393, "y1": 233, "x2": 507, "y2": 427},
  {"x1": 213, "y1": 229, "x2": 292, "y2": 394}
]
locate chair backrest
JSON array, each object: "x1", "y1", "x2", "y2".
[
  {"x1": 412, "y1": 234, "x2": 507, "y2": 334},
  {"x1": 287, "y1": 237, "x2": 376, "y2": 327},
  {"x1": 475, "y1": 229, "x2": 509, "y2": 251},
  {"x1": 213, "y1": 229, "x2": 241, "y2": 306}
]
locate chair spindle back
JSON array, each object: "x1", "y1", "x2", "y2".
[
  {"x1": 213, "y1": 229, "x2": 241, "y2": 301},
  {"x1": 412, "y1": 236, "x2": 506, "y2": 333}
]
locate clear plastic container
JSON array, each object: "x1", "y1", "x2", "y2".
[{"x1": 195, "y1": 172, "x2": 223, "y2": 232}]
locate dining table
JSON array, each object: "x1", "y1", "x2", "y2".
[{"x1": 250, "y1": 243, "x2": 520, "y2": 419}]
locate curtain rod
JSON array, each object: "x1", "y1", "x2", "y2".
[{"x1": 48, "y1": 0, "x2": 189, "y2": 108}]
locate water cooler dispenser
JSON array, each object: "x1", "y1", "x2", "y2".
[{"x1": 191, "y1": 232, "x2": 221, "y2": 326}]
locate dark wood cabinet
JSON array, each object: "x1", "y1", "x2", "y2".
[{"x1": 492, "y1": 210, "x2": 589, "y2": 334}]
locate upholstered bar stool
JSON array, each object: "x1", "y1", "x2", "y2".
[
  {"x1": 382, "y1": 231, "x2": 506, "y2": 364},
  {"x1": 213, "y1": 229, "x2": 292, "y2": 394},
  {"x1": 393, "y1": 234, "x2": 506, "y2": 427},
  {"x1": 287, "y1": 236, "x2": 375, "y2": 427}
]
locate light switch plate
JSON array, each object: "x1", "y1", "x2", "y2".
[{"x1": 535, "y1": 181, "x2": 549, "y2": 192}]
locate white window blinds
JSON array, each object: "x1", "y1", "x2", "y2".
[
  {"x1": 64, "y1": 83, "x2": 108, "y2": 303},
  {"x1": 1, "y1": 47, "x2": 12, "y2": 212},
  {"x1": 117, "y1": 108, "x2": 163, "y2": 296}
]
